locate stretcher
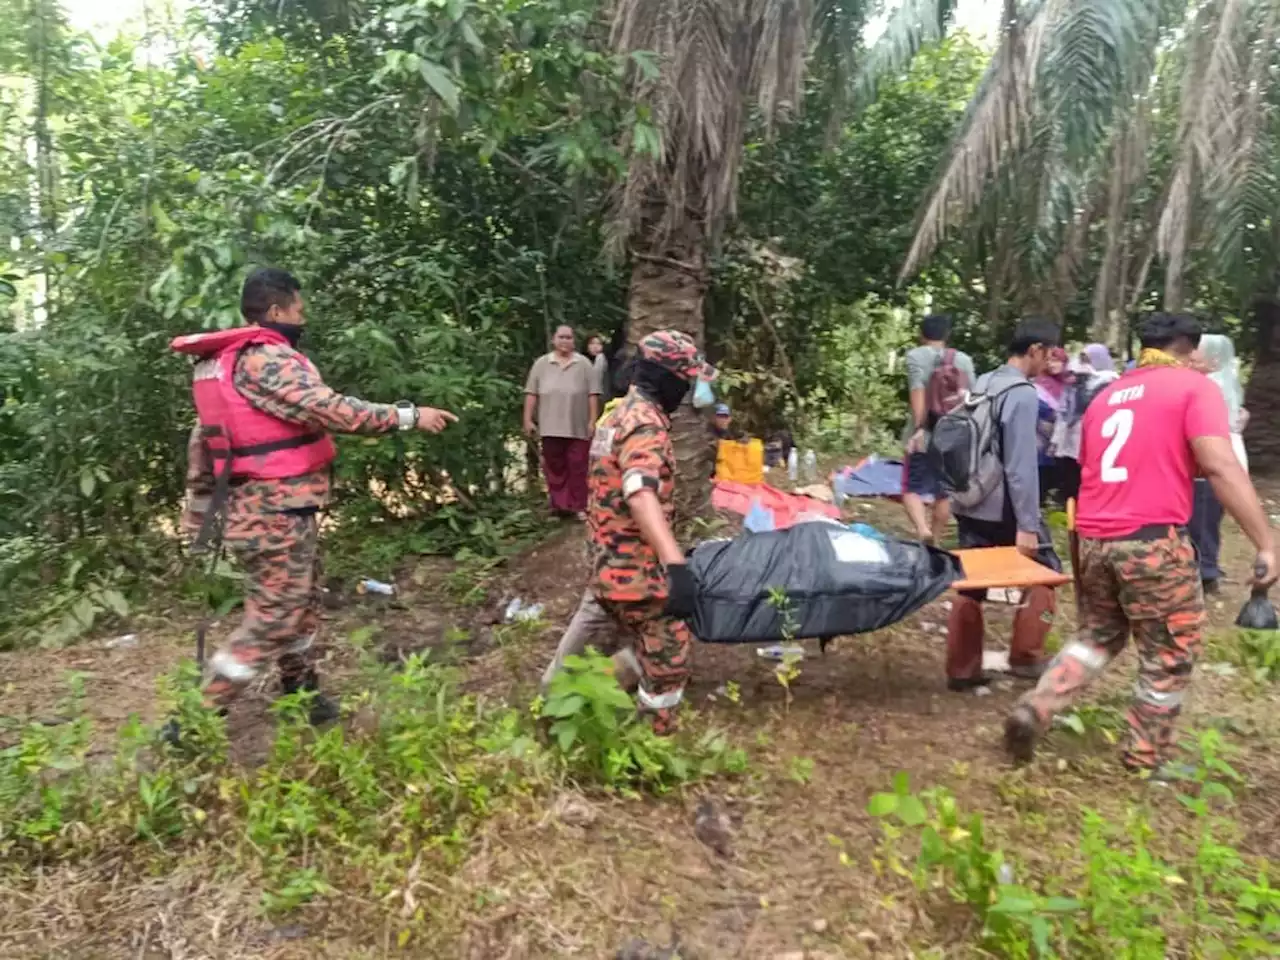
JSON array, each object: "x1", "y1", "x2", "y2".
[{"x1": 949, "y1": 547, "x2": 1072, "y2": 593}]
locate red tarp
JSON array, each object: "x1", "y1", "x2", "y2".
[{"x1": 712, "y1": 480, "x2": 840, "y2": 530}]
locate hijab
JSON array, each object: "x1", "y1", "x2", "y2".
[
  {"x1": 1199, "y1": 334, "x2": 1243, "y2": 426},
  {"x1": 1034, "y1": 347, "x2": 1073, "y2": 411},
  {"x1": 1081, "y1": 343, "x2": 1115, "y2": 374}
]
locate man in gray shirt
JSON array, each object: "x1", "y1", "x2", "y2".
[
  {"x1": 902, "y1": 314, "x2": 977, "y2": 542},
  {"x1": 946, "y1": 317, "x2": 1063, "y2": 692}
]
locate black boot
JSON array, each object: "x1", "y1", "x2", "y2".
[
  {"x1": 159, "y1": 704, "x2": 228, "y2": 748},
  {"x1": 280, "y1": 670, "x2": 340, "y2": 726}
]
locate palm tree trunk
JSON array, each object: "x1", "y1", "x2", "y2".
[
  {"x1": 626, "y1": 220, "x2": 712, "y2": 522},
  {"x1": 1244, "y1": 295, "x2": 1280, "y2": 476}
]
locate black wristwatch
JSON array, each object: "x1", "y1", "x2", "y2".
[{"x1": 394, "y1": 400, "x2": 419, "y2": 431}]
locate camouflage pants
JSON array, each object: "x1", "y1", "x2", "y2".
[
  {"x1": 204, "y1": 510, "x2": 321, "y2": 706},
  {"x1": 1017, "y1": 529, "x2": 1204, "y2": 769},
  {"x1": 599, "y1": 596, "x2": 692, "y2": 735}
]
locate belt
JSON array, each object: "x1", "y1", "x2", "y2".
[{"x1": 1089, "y1": 524, "x2": 1187, "y2": 543}]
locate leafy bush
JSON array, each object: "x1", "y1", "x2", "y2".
[
  {"x1": 870, "y1": 773, "x2": 1081, "y2": 957},
  {"x1": 0, "y1": 646, "x2": 746, "y2": 918},
  {"x1": 540, "y1": 650, "x2": 747, "y2": 792},
  {"x1": 868, "y1": 752, "x2": 1280, "y2": 959},
  {"x1": 1215, "y1": 628, "x2": 1280, "y2": 683}
]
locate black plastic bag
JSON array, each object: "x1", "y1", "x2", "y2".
[
  {"x1": 686, "y1": 519, "x2": 962, "y2": 644},
  {"x1": 1235, "y1": 586, "x2": 1278, "y2": 631}
]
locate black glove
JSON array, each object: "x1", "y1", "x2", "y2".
[{"x1": 663, "y1": 562, "x2": 698, "y2": 619}]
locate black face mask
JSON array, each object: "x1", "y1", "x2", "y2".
[
  {"x1": 633, "y1": 359, "x2": 691, "y2": 414},
  {"x1": 259, "y1": 320, "x2": 303, "y2": 349}
]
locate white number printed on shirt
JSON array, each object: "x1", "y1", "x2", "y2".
[{"x1": 1100, "y1": 408, "x2": 1134, "y2": 483}]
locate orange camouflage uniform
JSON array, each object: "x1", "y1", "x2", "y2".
[
  {"x1": 587, "y1": 386, "x2": 692, "y2": 731},
  {"x1": 1016, "y1": 529, "x2": 1204, "y2": 770},
  {"x1": 183, "y1": 343, "x2": 399, "y2": 703}
]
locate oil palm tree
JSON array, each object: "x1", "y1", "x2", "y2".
[
  {"x1": 901, "y1": 0, "x2": 1280, "y2": 470},
  {"x1": 607, "y1": 0, "x2": 957, "y2": 513}
]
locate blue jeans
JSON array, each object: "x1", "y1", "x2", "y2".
[{"x1": 1188, "y1": 479, "x2": 1223, "y2": 582}]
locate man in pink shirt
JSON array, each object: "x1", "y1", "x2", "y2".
[{"x1": 1004, "y1": 313, "x2": 1276, "y2": 775}]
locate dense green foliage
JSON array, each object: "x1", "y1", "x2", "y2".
[{"x1": 0, "y1": 0, "x2": 986, "y2": 645}]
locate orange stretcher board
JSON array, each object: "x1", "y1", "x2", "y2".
[{"x1": 949, "y1": 546, "x2": 1072, "y2": 592}]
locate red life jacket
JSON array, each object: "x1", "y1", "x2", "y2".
[{"x1": 170, "y1": 326, "x2": 336, "y2": 481}]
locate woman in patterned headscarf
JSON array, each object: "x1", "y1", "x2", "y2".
[
  {"x1": 1189, "y1": 334, "x2": 1249, "y2": 594},
  {"x1": 1049, "y1": 343, "x2": 1120, "y2": 504},
  {"x1": 1034, "y1": 347, "x2": 1075, "y2": 506}
]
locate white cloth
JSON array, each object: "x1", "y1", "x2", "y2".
[{"x1": 1232, "y1": 432, "x2": 1249, "y2": 473}]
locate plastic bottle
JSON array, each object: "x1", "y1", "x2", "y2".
[
  {"x1": 803, "y1": 449, "x2": 817, "y2": 481},
  {"x1": 757, "y1": 644, "x2": 806, "y2": 661},
  {"x1": 787, "y1": 447, "x2": 799, "y2": 482},
  {"x1": 359, "y1": 578, "x2": 396, "y2": 596}
]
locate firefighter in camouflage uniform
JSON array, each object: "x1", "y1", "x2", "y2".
[
  {"x1": 1004, "y1": 314, "x2": 1276, "y2": 775},
  {"x1": 580, "y1": 330, "x2": 710, "y2": 734},
  {"x1": 171, "y1": 268, "x2": 457, "y2": 730}
]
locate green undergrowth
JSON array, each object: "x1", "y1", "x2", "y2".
[
  {"x1": 1207, "y1": 626, "x2": 1280, "y2": 686},
  {"x1": 0, "y1": 644, "x2": 744, "y2": 921},
  {"x1": 867, "y1": 730, "x2": 1280, "y2": 958}
]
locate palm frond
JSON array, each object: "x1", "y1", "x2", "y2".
[
  {"x1": 852, "y1": 0, "x2": 956, "y2": 105},
  {"x1": 1092, "y1": 102, "x2": 1148, "y2": 339},
  {"x1": 1205, "y1": 4, "x2": 1279, "y2": 296},
  {"x1": 1196, "y1": 0, "x2": 1248, "y2": 180},
  {"x1": 1039, "y1": 0, "x2": 1156, "y2": 165},
  {"x1": 900, "y1": 0, "x2": 1059, "y2": 281},
  {"x1": 811, "y1": 0, "x2": 875, "y2": 142},
  {"x1": 1155, "y1": 0, "x2": 1244, "y2": 307}
]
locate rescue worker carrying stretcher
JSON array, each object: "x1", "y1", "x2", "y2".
[
  {"x1": 170, "y1": 268, "x2": 456, "y2": 731},
  {"x1": 545, "y1": 330, "x2": 710, "y2": 734}
]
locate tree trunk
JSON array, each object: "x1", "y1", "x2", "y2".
[
  {"x1": 626, "y1": 221, "x2": 711, "y2": 522},
  {"x1": 1244, "y1": 295, "x2": 1280, "y2": 476}
]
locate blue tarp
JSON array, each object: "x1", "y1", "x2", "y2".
[{"x1": 832, "y1": 456, "x2": 904, "y2": 499}]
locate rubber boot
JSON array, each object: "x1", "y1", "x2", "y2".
[
  {"x1": 1009, "y1": 585, "x2": 1056, "y2": 678},
  {"x1": 1003, "y1": 703, "x2": 1040, "y2": 763},
  {"x1": 946, "y1": 594, "x2": 988, "y2": 690},
  {"x1": 280, "y1": 669, "x2": 340, "y2": 726}
]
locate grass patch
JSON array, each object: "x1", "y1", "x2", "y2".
[
  {"x1": 0, "y1": 645, "x2": 745, "y2": 937},
  {"x1": 867, "y1": 731, "x2": 1280, "y2": 958}
]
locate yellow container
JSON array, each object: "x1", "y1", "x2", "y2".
[{"x1": 716, "y1": 438, "x2": 765, "y2": 485}]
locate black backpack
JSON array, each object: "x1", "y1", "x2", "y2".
[{"x1": 927, "y1": 380, "x2": 1031, "y2": 510}]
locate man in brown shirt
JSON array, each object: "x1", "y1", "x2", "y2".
[{"x1": 524, "y1": 325, "x2": 601, "y2": 516}]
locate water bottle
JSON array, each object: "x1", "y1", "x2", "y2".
[
  {"x1": 359, "y1": 578, "x2": 396, "y2": 596},
  {"x1": 803, "y1": 449, "x2": 817, "y2": 481},
  {"x1": 787, "y1": 448, "x2": 799, "y2": 482}
]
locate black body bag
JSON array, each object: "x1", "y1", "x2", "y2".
[{"x1": 686, "y1": 520, "x2": 962, "y2": 644}]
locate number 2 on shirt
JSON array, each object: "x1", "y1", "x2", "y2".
[{"x1": 1100, "y1": 409, "x2": 1134, "y2": 483}]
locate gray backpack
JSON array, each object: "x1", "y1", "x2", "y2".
[{"x1": 927, "y1": 380, "x2": 1031, "y2": 510}]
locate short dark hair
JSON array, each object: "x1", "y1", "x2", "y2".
[
  {"x1": 1139, "y1": 312, "x2": 1202, "y2": 350},
  {"x1": 1008, "y1": 316, "x2": 1061, "y2": 356},
  {"x1": 920, "y1": 313, "x2": 952, "y2": 342},
  {"x1": 241, "y1": 268, "x2": 301, "y2": 323}
]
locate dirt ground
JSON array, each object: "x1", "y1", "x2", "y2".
[{"x1": 2, "y1": 481, "x2": 1279, "y2": 959}]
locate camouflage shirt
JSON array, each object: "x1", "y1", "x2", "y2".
[
  {"x1": 588, "y1": 387, "x2": 676, "y2": 602},
  {"x1": 183, "y1": 343, "x2": 399, "y2": 534}
]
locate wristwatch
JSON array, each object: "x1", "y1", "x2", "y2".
[{"x1": 394, "y1": 401, "x2": 419, "y2": 431}]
